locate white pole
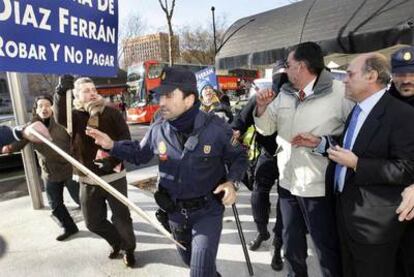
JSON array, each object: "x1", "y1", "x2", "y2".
[{"x1": 27, "y1": 128, "x2": 186, "y2": 250}]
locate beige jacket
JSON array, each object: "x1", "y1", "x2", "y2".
[{"x1": 254, "y1": 70, "x2": 354, "y2": 197}]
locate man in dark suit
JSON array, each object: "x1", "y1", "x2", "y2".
[{"x1": 325, "y1": 53, "x2": 414, "y2": 277}]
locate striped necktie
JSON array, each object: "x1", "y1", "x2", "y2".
[{"x1": 298, "y1": 89, "x2": 305, "y2": 101}]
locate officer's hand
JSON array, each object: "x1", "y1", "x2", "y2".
[
  {"x1": 256, "y1": 88, "x2": 275, "y2": 117},
  {"x1": 23, "y1": 121, "x2": 52, "y2": 142},
  {"x1": 85, "y1": 127, "x2": 114, "y2": 150},
  {"x1": 396, "y1": 184, "x2": 414, "y2": 221},
  {"x1": 214, "y1": 181, "x2": 237, "y2": 206}
]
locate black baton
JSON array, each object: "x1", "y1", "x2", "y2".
[{"x1": 232, "y1": 203, "x2": 254, "y2": 276}]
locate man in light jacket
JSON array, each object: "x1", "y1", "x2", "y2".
[{"x1": 254, "y1": 41, "x2": 353, "y2": 277}]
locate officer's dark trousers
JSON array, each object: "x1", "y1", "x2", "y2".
[
  {"x1": 46, "y1": 179, "x2": 77, "y2": 232},
  {"x1": 169, "y1": 195, "x2": 224, "y2": 277},
  {"x1": 251, "y1": 151, "x2": 282, "y2": 241},
  {"x1": 80, "y1": 177, "x2": 136, "y2": 251},
  {"x1": 279, "y1": 187, "x2": 340, "y2": 277}
]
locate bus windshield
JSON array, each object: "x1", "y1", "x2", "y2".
[
  {"x1": 127, "y1": 63, "x2": 146, "y2": 103},
  {"x1": 127, "y1": 63, "x2": 144, "y2": 82},
  {"x1": 148, "y1": 62, "x2": 166, "y2": 79}
]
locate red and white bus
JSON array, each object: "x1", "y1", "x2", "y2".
[
  {"x1": 126, "y1": 60, "x2": 207, "y2": 124},
  {"x1": 126, "y1": 60, "x2": 259, "y2": 124}
]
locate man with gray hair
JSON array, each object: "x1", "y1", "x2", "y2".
[
  {"x1": 54, "y1": 76, "x2": 136, "y2": 267},
  {"x1": 324, "y1": 53, "x2": 414, "y2": 277}
]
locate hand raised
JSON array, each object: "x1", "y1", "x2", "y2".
[{"x1": 256, "y1": 88, "x2": 275, "y2": 108}]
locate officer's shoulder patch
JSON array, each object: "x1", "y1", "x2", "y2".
[
  {"x1": 403, "y1": 51, "x2": 412, "y2": 61},
  {"x1": 203, "y1": 145, "x2": 211, "y2": 154}
]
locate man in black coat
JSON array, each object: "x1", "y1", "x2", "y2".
[{"x1": 325, "y1": 53, "x2": 414, "y2": 277}]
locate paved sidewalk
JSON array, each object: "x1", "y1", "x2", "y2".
[{"x1": 0, "y1": 166, "x2": 321, "y2": 276}]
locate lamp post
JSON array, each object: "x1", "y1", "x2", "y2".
[{"x1": 211, "y1": 6, "x2": 217, "y2": 55}]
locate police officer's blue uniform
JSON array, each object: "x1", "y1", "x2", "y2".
[
  {"x1": 389, "y1": 46, "x2": 414, "y2": 277},
  {"x1": 111, "y1": 111, "x2": 247, "y2": 277},
  {"x1": 0, "y1": 125, "x2": 16, "y2": 147}
]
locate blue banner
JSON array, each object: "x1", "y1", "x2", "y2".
[
  {"x1": 0, "y1": 0, "x2": 118, "y2": 77},
  {"x1": 195, "y1": 66, "x2": 218, "y2": 92}
]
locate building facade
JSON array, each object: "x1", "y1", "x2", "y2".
[{"x1": 122, "y1": 32, "x2": 180, "y2": 68}]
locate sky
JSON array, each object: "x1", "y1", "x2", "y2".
[{"x1": 119, "y1": 0, "x2": 296, "y2": 32}]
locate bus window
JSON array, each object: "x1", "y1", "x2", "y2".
[{"x1": 148, "y1": 63, "x2": 165, "y2": 79}]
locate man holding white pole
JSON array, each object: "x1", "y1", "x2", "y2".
[{"x1": 54, "y1": 76, "x2": 136, "y2": 267}]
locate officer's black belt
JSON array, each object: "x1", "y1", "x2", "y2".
[{"x1": 176, "y1": 195, "x2": 209, "y2": 211}]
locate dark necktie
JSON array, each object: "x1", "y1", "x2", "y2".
[{"x1": 298, "y1": 89, "x2": 306, "y2": 101}]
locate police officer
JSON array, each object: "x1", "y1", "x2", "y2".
[
  {"x1": 389, "y1": 46, "x2": 414, "y2": 277},
  {"x1": 86, "y1": 67, "x2": 248, "y2": 277}
]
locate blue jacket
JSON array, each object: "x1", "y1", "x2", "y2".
[
  {"x1": 0, "y1": 126, "x2": 16, "y2": 147},
  {"x1": 111, "y1": 111, "x2": 248, "y2": 200}
]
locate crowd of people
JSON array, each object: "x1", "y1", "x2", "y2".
[{"x1": 1, "y1": 42, "x2": 414, "y2": 277}]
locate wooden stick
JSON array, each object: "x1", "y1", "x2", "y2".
[{"x1": 29, "y1": 128, "x2": 186, "y2": 250}]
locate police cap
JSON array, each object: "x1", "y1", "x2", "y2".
[
  {"x1": 150, "y1": 67, "x2": 198, "y2": 96},
  {"x1": 391, "y1": 46, "x2": 414, "y2": 74}
]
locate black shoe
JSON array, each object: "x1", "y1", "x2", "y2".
[
  {"x1": 108, "y1": 245, "x2": 121, "y2": 259},
  {"x1": 216, "y1": 272, "x2": 222, "y2": 277},
  {"x1": 248, "y1": 232, "x2": 270, "y2": 251},
  {"x1": 271, "y1": 247, "x2": 283, "y2": 271},
  {"x1": 155, "y1": 209, "x2": 171, "y2": 233},
  {"x1": 123, "y1": 251, "x2": 136, "y2": 267},
  {"x1": 56, "y1": 226, "x2": 79, "y2": 241}
]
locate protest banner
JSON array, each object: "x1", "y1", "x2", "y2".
[{"x1": 0, "y1": 0, "x2": 118, "y2": 76}]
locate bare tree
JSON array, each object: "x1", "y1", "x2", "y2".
[
  {"x1": 118, "y1": 13, "x2": 146, "y2": 69},
  {"x1": 28, "y1": 74, "x2": 59, "y2": 97},
  {"x1": 158, "y1": 0, "x2": 176, "y2": 66},
  {"x1": 178, "y1": 15, "x2": 228, "y2": 65}
]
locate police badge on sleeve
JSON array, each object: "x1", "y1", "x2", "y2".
[{"x1": 158, "y1": 141, "x2": 168, "y2": 161}]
